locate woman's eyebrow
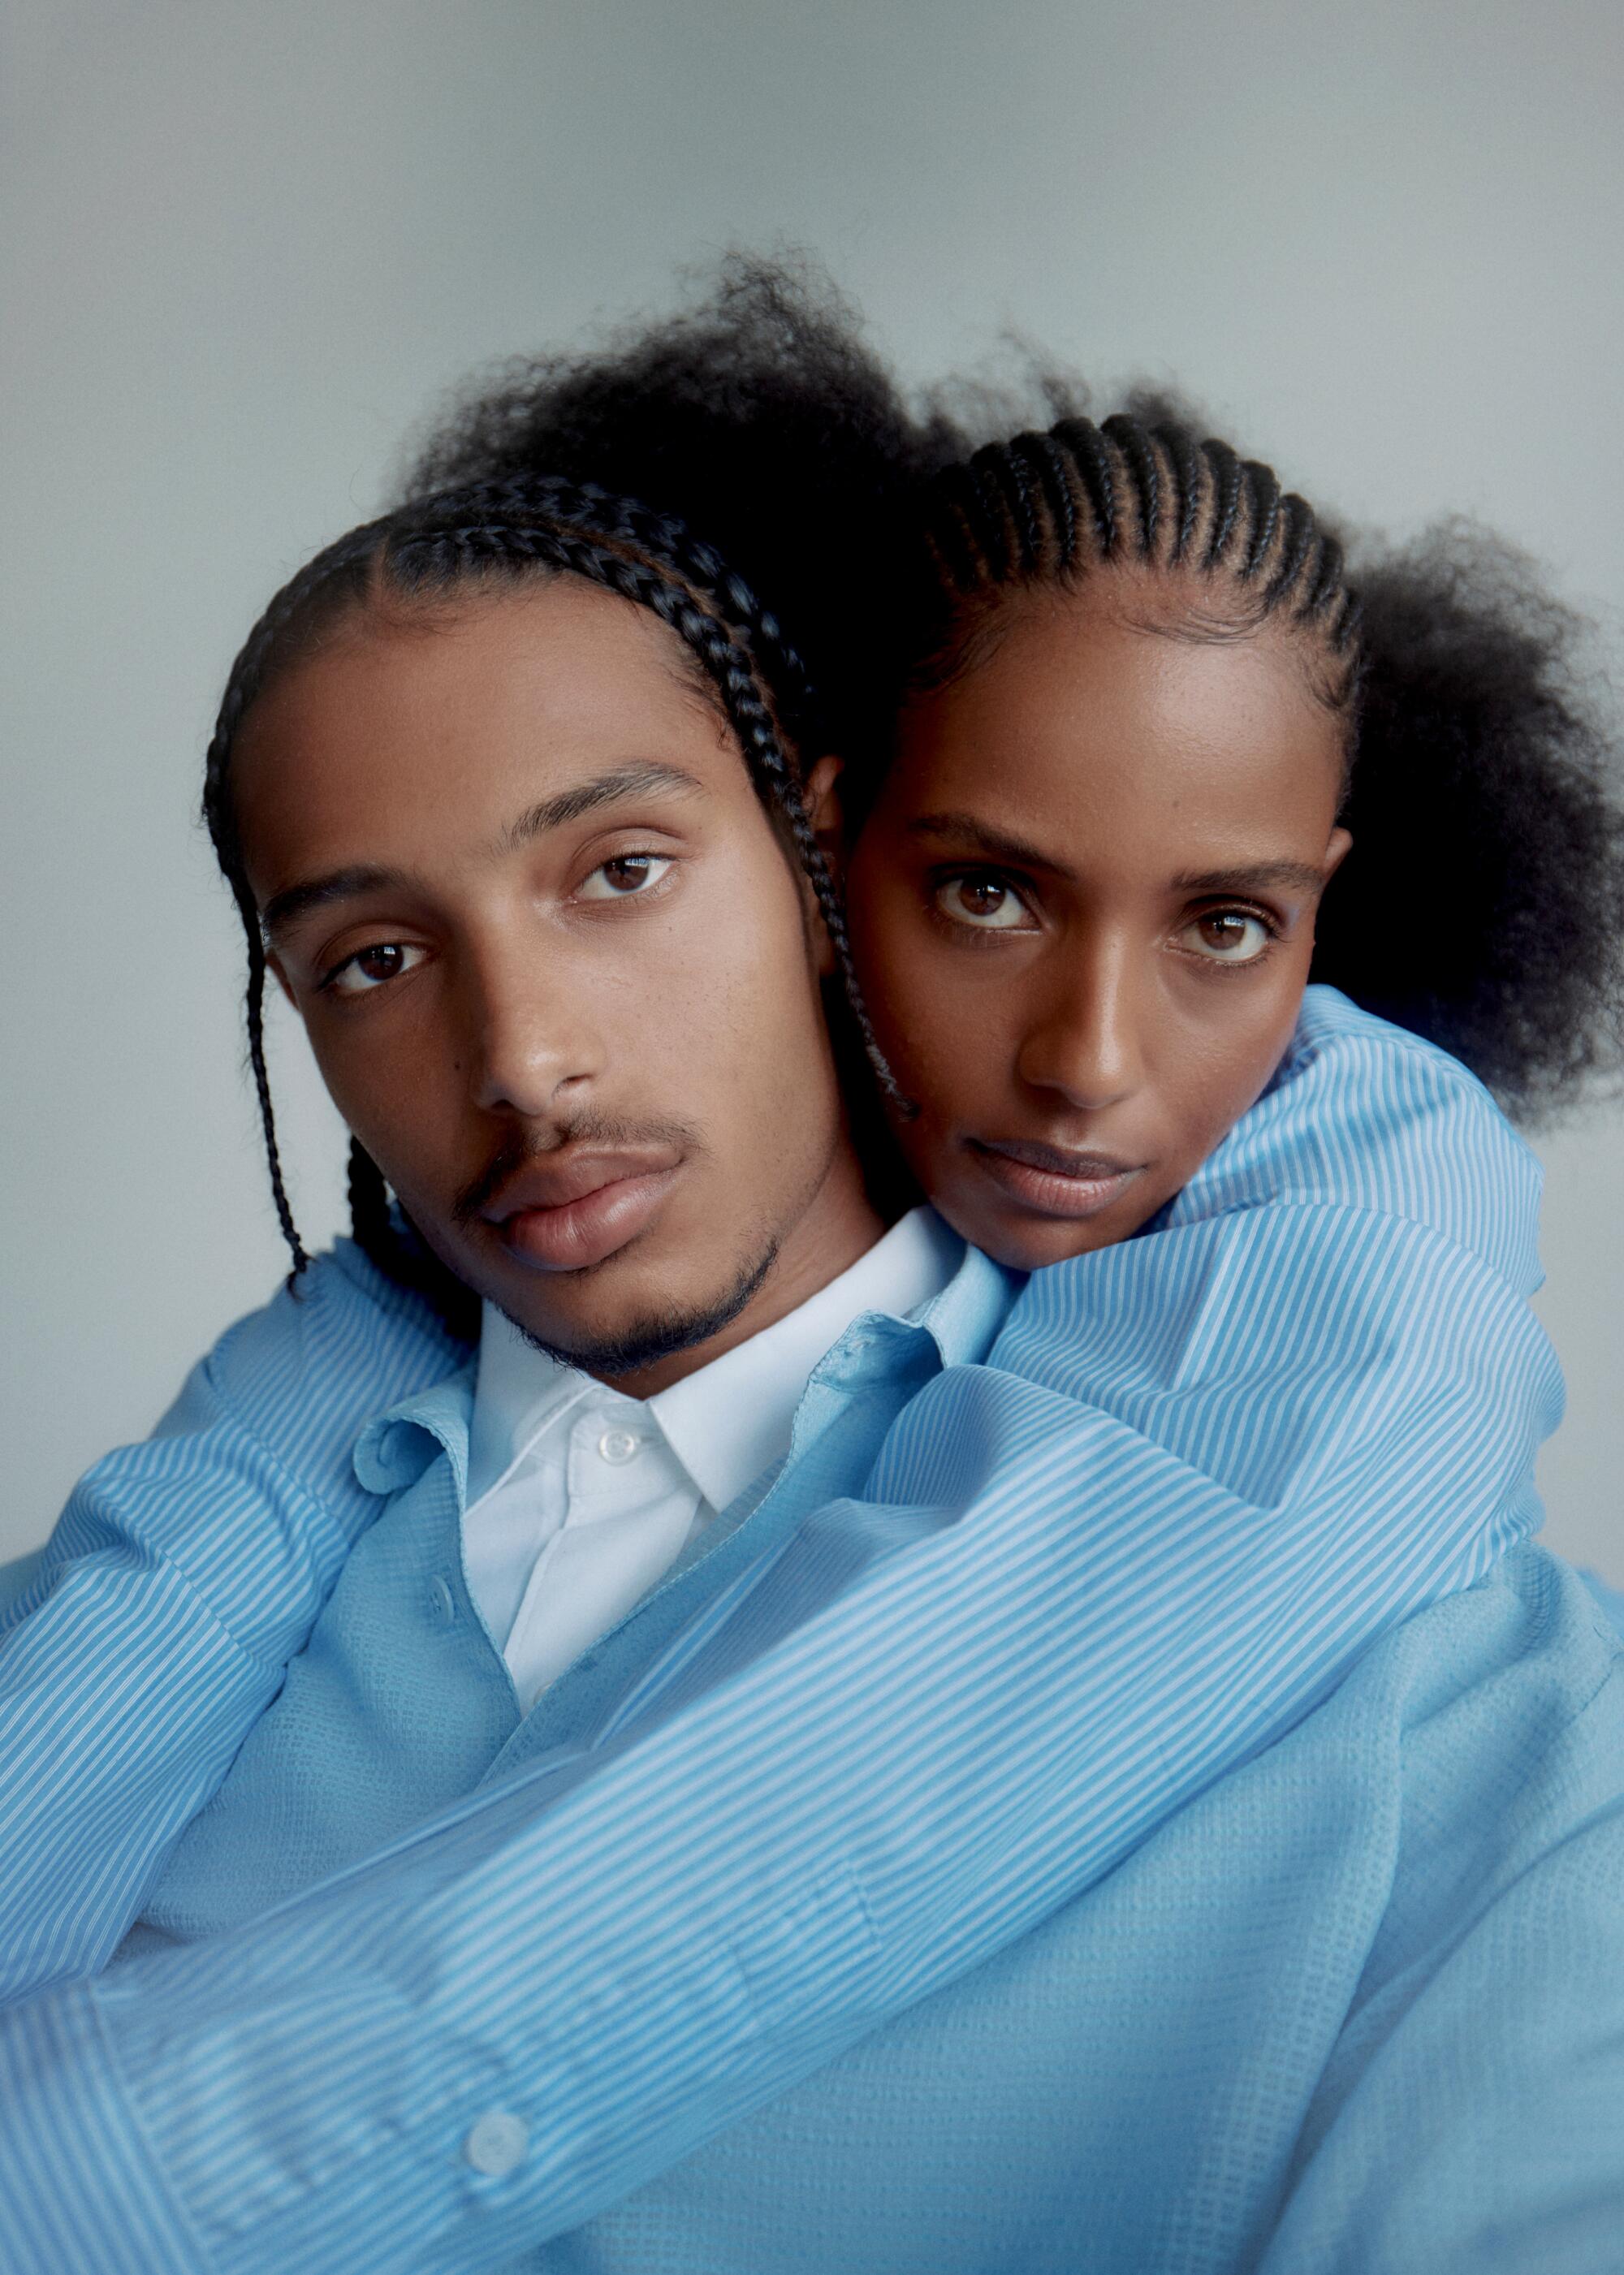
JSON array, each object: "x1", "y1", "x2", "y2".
[
  {"x1": 262, "y1": 762, "x2": 706, "y2": 941},
  {"x1": 1172, "y1": 861, "x2": 1327, "y2": 894},
  {"x1": 906, "y1": 811, "x2": 1056, "y2": 871}
]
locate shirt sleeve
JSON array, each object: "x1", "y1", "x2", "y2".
[
  {"x1": 0, "y1": 1012, "x2": 1566, "y2": 2272},
  {"x1": 0, "y1": 1005, "x2": 1565, "y2": 2265},
  {"x1": 0, "y1": 1250, "x2": 459, "y2": 2004},
  {"x1": 1255, "y1": 1594, "x2": 1624, "y2": 2275}
]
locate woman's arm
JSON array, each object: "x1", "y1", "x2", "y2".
[
  {"x1": 0, "y1": 1000, "x2": 1562, "y2": 2269},
  {"x1": 0, "y1": 1246, "x2": 461, "y2": 2002}
]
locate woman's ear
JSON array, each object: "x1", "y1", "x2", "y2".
[{"x1": 803, "y1": 753, "x2": 846, "y2": 883}]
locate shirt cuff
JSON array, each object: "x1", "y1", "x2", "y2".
[{"x1": 0, "y1": 1975, "x2": 208, "y2": 2273}]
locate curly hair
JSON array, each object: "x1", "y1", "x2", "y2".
[
  {"x1": 400, "y1": 253, "x2": 960, "y2": 767},
  {"x1": 209, "y1": 258, "x2": 1623, "y2": 1315},
  {"x1": 905, "y1": 403, "x2": 1624, "y2": 1122}
]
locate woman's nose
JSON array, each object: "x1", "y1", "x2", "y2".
[{"x1": 1014, "y1": 944, "x2": 1143, "y2": 1112}]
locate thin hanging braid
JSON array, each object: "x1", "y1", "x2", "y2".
[
  {"x1": 203, "y1": 519, "x2": 391, "y2": 1275},
  {"x1": 919, "y1": 412, "x2": 1362, "y2": 725},
  {"x1": 203, "y1": 477, "x2": 892, "y2": 1307}
]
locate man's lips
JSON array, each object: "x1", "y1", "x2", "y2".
[
  {"x1": 482, "y1": 1146, "x2": 683, "y2": 1272},
  {"x1": 967, "y1": 1137, "x2": 1146, "y2": 1221}
]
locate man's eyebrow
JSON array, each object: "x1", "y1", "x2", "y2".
[
  {"x1": 905, "y1": 810, "x2": 1060, "y2": 873},
  {"x1": 262, "y1": 866, "x2": 405, "y2": 939},
  {"x1": 491, "y1": 761, "x2": 706, "y2": 855},
  {"x1": 1171, "y1": 861, "x2": 1327, "y2": 895},
  {"x1": 261, "y1": 762, "x2": 708, "y2": 939}
]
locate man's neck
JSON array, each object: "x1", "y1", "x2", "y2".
[{"x1": 600, "y1": 1142, "x2": 886, "y2": 1401}]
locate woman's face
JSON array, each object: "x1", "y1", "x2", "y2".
[{"x1": 844, "y1": 576, "x2": 1351, "y2": 1270}]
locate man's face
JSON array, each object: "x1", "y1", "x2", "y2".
[{"x1": 234, "y1": 577, "x2": 877, "y2": 1390}]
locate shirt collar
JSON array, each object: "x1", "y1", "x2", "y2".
[
  {"x1": 650, "y1": 1207, "x2": 964, "y2": 1513},
  {"x1": 466, "y1": 1308, "x2": 592, "y2": 1505},
  {"x1": 914, "y1": 1234, "x2": 1022, "y2": 1371},
  {"x1": 356, "y1": 1211, "x2": 1020, "y2": 1507},
  {"x1": 352, "y1": 1362, "x2": 477, "y2": 1500}
]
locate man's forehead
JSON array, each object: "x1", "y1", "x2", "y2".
[
  {"x1": 242, "y1": 581, "x2": 732, "y2": 766},
  {"x1": 258, "y1": 762, "x2": 710, "y2": 939},
  {"x1": 235, "y1": 585, "x2": 749, "y2": 906}
]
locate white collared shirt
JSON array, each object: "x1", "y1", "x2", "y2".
[{"x1": 463, "y1": 1207, "x2": 959, "y2": 1711}]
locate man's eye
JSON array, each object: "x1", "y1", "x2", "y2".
[
  {"x1": 934, "y1": 874, "x2": 1031, "y2": 930},
  {"x1": 577, "y1": 853, "x2": 673, "y2": 900},
  {"x1": 323, "y1": 943, "x2": 427, "y2": 996},
  {"x1": 1180, "y1": 910, "x2": 1274, "y2": 964}
]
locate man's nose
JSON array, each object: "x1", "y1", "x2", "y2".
[
  {"x1": 467, "y1": 939, "x2": 600, "y2": 1118},
  {"x1": 1015, "y1": 939, "x2": 1144, "y2": 1113}
]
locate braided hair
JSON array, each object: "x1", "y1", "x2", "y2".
[
  {"x1": 899, "y1": 410, "x2": 1624, "y2": 1119},
  {"x1": 203, "y1": 473, "x2": 892, "y2": 1319}
]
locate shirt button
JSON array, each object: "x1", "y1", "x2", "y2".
[
  {"x1": 427, "y1": 1576, "x2": 457, "y2": 1629},
  {"x1": 597, "y1": 1427, "x2": 640, "y2": 1465},
  {"x1": 464, "y1": 2109, "x2": 529, "y2": 2177}
]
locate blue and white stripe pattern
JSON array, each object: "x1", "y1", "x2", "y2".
[
  {"x1": 0, "y1": 989, "x2": 1565, "y2": 2270},
  {"x1": 0, "y1": 1249, "x2": 464, "y2": 2002}
]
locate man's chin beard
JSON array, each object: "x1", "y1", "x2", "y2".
[{"x1": 503, "y1": 1232, "x2": 780, "y2": 1383}]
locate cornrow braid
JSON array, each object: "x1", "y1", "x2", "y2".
[
  {"x1": 911, "y1": 413, "x2": 1360, "y2": 729},
  {"x1": 894, "y1": 404, "x2": 1624, "y2": 1120},
  {"x1": 1013, "y1": 431, "x2": 1079, "y2": 573},
  {"x1": 408, "y1": 475, "x2": 820, "y2": 727},
  {"x1": 1156, "y1": 423, "x2": 1204, "y2": 569},
  {"x1": 1203, "y1": 438, "x2": 1247, "y2": 570},
  {"x1": 205, "y1": 474, "x2": 894, "y2": 1310},
  {"x1": 1056, "y1": 417, "x2": 1119, "y2": 561}
]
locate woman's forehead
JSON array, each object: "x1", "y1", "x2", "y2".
[
  {"x1": 908, "y1": 592, "x2": 1339, "y2": 776},
  {"x1": 888, "y1": 594, "x2": 1345, "y2": 867}
]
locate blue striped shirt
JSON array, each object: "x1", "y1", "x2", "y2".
[{"x1": 0, "y1": 989, "x2": 1565, "y2": 2267}]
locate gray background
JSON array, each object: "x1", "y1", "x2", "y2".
[{"x1": 3, "y1": 0, "x2": 1620, "y2": 1577}]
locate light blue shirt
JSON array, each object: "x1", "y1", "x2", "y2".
[
  {"x1": 0, "y1": 990, "x2": 1576, "y2": 2268},
  {"x1": 6, "y1": 1551, "x2": 1623, "y2": 2273}
]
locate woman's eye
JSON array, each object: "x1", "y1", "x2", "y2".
[
  {"x1": 324, "y1": 942, "x2": 426, "y2": 995},
  {"x1": 935, "y1": 874, "x2": 1032, "y2": 930},
  {"x1": 1181, "y1": 910, "x2": 1273, "y2": 964},
  {"x1": 577, "y1": 853, "x2": 673, "y2": 900}
]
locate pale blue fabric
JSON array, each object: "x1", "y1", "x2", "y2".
[
  {"x1": 520, "y1": 1548, "x2": 1624, "y2": 2274},
  {"x1": 0, "y1": 989, "x2": 1579, "y2": 2269},
  {"x1": 1583, "y1": 1567, "x2": 1624, "y2": 1638},
  {"x1": 4, "y1": 1552, "x2": 1622, "y2": 2273}
]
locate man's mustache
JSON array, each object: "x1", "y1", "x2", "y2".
[{"x1": 451, "y1": 1114, "x2": 704, "y2": 1228}]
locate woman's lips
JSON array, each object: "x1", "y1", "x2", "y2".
[
  {"x1": 967, "y1": 1138, "x2": 1145, "y2": 1222},
  {"x1": 485, "y1": 1153, "x2": 682, "y2": 1272}
]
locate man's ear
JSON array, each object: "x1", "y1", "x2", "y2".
[{"x1": 803, "y1": 753, "x2": 846, "y2": 882}]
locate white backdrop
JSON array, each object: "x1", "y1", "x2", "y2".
[{"x1": 3, "y1": 0, "x2": 1620, "y2": 1576}]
